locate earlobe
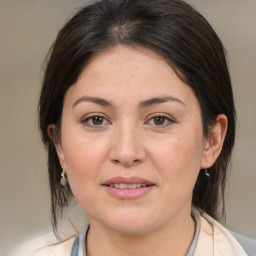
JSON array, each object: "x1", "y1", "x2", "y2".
[
  {"x1": 47, "y1": 124, "x2": 65, "y2": 168},
  {"x1": 201, "y1": 114, "x2": 228, "y2": 169}
]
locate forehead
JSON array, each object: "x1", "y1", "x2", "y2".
[
  {"x1": 66, "y1": 45, "x2": 197, "y2": 108},
  {"x1": 78, "y1": 46, "x2": 173, "y2": 81}
]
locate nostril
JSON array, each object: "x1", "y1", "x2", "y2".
[{"x1": 111, "y1": 158, "x2": 141, "y2": 167}]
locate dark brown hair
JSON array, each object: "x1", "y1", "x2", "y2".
[{"x1": 39, "y1": 0, "x2": 236, "y2": 232}]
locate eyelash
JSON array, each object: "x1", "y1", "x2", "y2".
[
  {"x1": 81, "y1": 114, "x2": 175, "y2": 128},
  {"x1": 82, "y1": 114, "x2": 111, "y2": 128},
  {"x1": 146, "y1": 114, "x2": 175, "y2": 128}
]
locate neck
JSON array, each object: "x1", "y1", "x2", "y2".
[{"x1": 86, "y1": 210, "x2": 195, "y2": 256}]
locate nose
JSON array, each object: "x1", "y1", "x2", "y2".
[{"x1": 109, "y1": 122, "x2": 146, "y2": 167}]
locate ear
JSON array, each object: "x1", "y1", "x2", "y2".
[
  {"x1": 200, "y1": 114, "x2": 228, "y2": 169},
  {"x1": 47, "y1": 124, "x2": 65, "y2": 169}
]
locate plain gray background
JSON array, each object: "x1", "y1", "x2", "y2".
[{"x1": 0, "y1": 0, "x2": 255, "y2": 250}]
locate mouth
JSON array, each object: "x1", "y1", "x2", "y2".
[
  {"x1": 107, "y1": 183, "x2": 150, "y2": 189},
  {"x1": 102, "y1": 176, "x2": 155, "y2": 200}
]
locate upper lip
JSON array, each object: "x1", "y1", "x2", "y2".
[{"x1": 102, "y1": 176, "x2": 155, "y2": 186}]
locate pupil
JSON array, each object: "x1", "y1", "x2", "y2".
[
  {"x1": 93, "y1": 116, "x2": 103, "y2": 125},
  {"x1": 154, "y1": 117, "x2": 164, "y2": 125}
]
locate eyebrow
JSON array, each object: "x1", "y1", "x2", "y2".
[
  {"x1": 72, "y1": 95, "x2": 185, "y2": 109},
  {"x1": 138, "y1": 96, "x2": 185, "y2": 108},
  {"x1": 72, "y1": 96, "x2": 113, "y2": 108}
]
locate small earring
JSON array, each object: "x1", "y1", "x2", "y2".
[
  {"x1": 60, "y1": 169, "x2": 68, "y2": 186},
  {"x1": 205, "y1": 169, "x2": 210, "y2": 177}
]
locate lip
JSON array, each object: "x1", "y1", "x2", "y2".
[
  {"x1": 102, "y1": 176, "x2": 155, "y2": 200},
  {"x1": 103, "y1": 176, "x2": 154, "y2": 186}
]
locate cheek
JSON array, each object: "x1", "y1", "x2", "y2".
[
  {"x1": 149, "y1": 134, "x2": 203, "y2": 210},
  {"x1": 61, "y1": 130, "x2": 107, "y2": 184},
  {"x1": 149, "y1": 132, "x2": 203, "y2": 183},
  {"x1": 61, "y1": 135, "x2": 107, "y2": 209}
]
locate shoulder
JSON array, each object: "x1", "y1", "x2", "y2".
[
  {"x1": 14, "y1": 204, "x2": 88, "y2": 256},
  {"x1": 201, "y1": 212, "x2": 256, "y2": 256},
  {"x1": 231, "y1": 232, "x2": 256, "y2": 256},
  {"x1": 14, "y1": 231, "x2": 76, "y2": 256}
]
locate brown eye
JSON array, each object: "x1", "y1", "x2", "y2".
[
  {"x1": 146, "y1": 115, "x2": 174, "y2": 128},
  {"x1": 153, "y1": 116, "x2": 166, "y2": 125},
  {"x1": 92, "y1": 116, "x2": 104, "y2": 125},
  {"x1": 82, "y1": 115, "x2": 110, "y2": 127}
]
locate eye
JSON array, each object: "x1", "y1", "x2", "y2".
[
  {"x1": 146, "y1": 115, "x2": 174, "y2": 127},
  {"x1": 152, "y1": 116, "x2": 166, "y2": 125},
  {"x1": 82, "y1": 115, "x2": 110, "y2": 127}
]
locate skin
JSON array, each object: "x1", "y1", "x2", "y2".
[{"x1": 49, "y1": 46, "x2": 227, "y2": 256}]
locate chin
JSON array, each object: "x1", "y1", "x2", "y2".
[{"x1": 97, "y1": 208, "x2": 158, "y2": 235}]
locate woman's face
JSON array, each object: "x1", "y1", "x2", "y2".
[{"x1": 55, "y1": 46, "x2": 212, "y2": 234}]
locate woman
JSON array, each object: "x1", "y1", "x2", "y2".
[{"x1": 19, "y1": 0, "x2": 256, "y2": 255}]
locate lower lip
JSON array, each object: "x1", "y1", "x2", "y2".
[{"x1": 103, "y1": 186, "x2": 154, "y2": 200}]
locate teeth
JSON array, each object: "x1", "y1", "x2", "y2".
[{"x1": 109, "y1": 183, "x2": 147, "y2": 189}]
